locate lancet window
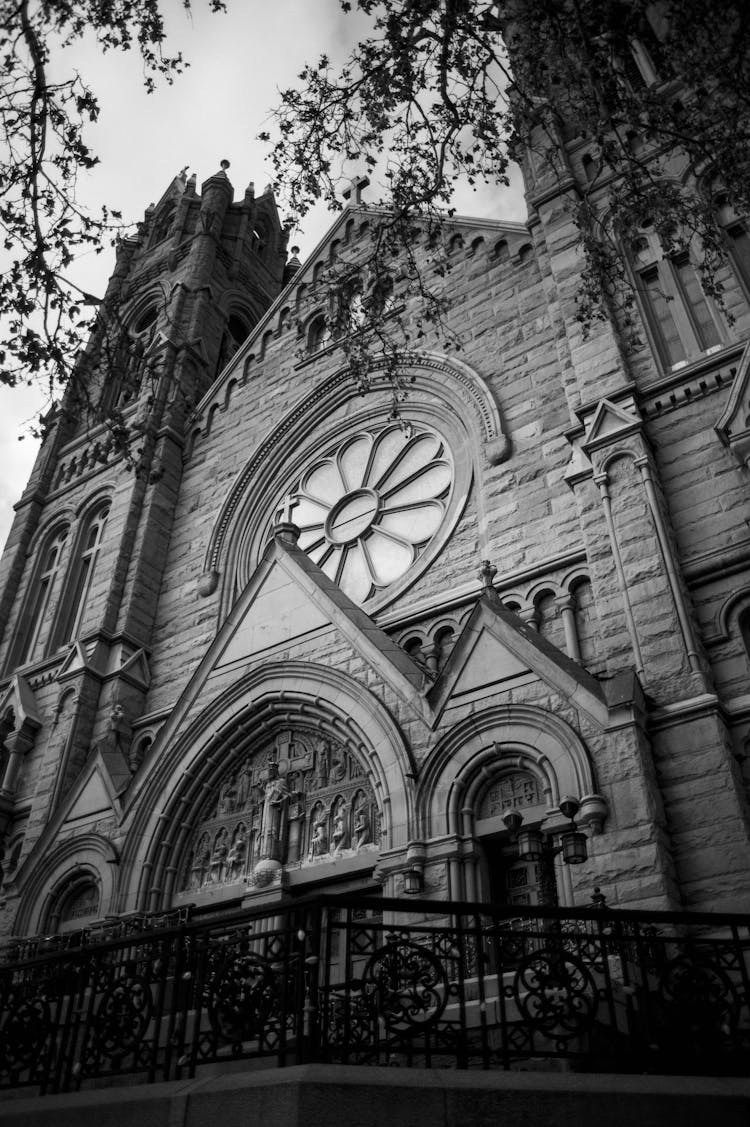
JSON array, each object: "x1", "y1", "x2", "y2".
[
  {"x1": 54, "y1": 504, "x2": 110, "y2": 647},
  {"x1": 13, "y1": 525, "x2": 69, "y2": 667}
]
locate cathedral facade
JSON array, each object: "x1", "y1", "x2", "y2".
[{"x1": 2, "y1": 112, "x2": 750, "y2": 944}]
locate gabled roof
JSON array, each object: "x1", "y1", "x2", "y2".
[
  {"x1": 189, "y1": 193, "x2": 531, "y2": 429},
  {"x1": 428, "y1": 592, "x2": 609, "y2": 729},
  {"x1": 129, "y1": 525, "x2": 431, "y2": 784},
  {"x1": 11, "y1": 747, "x2": 125, "y2": 890}
]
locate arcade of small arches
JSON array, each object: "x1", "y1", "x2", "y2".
[{"x1": 393, "y1": 572, "x2": 601, "y2": 676}]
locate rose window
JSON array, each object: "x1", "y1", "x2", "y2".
[{"x1": 282, "y1": 424, "x2": 453, "y2": 604}]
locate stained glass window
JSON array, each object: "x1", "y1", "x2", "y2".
[{"x1": 279, "y1": 423, "x2": 453, "y2": 604}]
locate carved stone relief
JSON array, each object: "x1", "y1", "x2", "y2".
[
  {"x1": 59, "y1": 882, "x2": 101, "y2": 925},
  {"x1": 179, "y1": 728, "x2": 380, "y2": 893},
  {"x1": 479, "y1": 771, "x2": 543, "y2": 819}
]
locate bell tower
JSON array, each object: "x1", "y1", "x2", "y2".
[{"x1": 0, "y1": 166, "x2": 288, "y2": 889}]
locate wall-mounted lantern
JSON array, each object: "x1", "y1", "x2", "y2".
[{"x1": 501, "y1": 795, "x2": 591, "y2": 903}]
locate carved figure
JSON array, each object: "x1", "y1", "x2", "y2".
[
  {"x1": 105, "y1": 703, "x2": 131, "y2": 752},
  {"x1": 286, "y1": 792, "x2": 306, "y2": 864},
  {"x1": 331, "y1": 804, "x2": 348, "y2": 854},
  {"x1": 329, "y1": 753, "x2": 346, "y2": 784},
  {"x1": 353, "y1": 802, "x2": 370, "y2": 850},
  {"x1": 236, "y1": 761, "x2": 252, "y2": 808},
  {"x1": 314, "y1": 741, "x2": 330, "y2": 788},
  {"x1": 259, "y1": 764, "x2": 289, "y2": 859},
  {"x1": 182, "y1": 730, "x2": 379, "y2": 891},
  {"x1": 218, "y1": 775, "x2": 238, "y2": 814},
  {"x1": 191, "y1": 835, "x2": 211, "y2": 889},
  {"x1": 309, "y1": 816, "x2": 328, "y2": 859},
  {"x1": 209, "y1": 830, "x2": 228, "y2": 883},
  {"x1": 227, "y1": 828, "x2": 247, "y2": 881}
]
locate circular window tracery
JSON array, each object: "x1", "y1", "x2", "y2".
[{"x1": 281, "y1": 423, "x2": 453, "y2": 604}]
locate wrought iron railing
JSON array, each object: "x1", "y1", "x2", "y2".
[{"x1": 1, "y1": 894, "x2": 749, "y2": 1094}]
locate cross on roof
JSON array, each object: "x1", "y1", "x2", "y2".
[{"x1": 342, "y1": 175, "x2": 370, "y2": 206}]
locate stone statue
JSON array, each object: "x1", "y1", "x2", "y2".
[
  {"x1": 209, "y1": 830, "x2": 228, "y2": 883},
  {"x1": 314, "y1": 741, "x2": 330, "y2": 789},
  {"x1": 236, "y1": 760, "x2": 252, "y2": 808},
  {"x1": 331, "y1": 804, "x2": 349, "y2": 854},
  {"x1": 227, "y1": 828, "x2": 247, "y2": 881},
  {"x1": 309, "y1": 815, "x2": 328, "y2": 859},
  {"x1": 353, "y1": 801, "x2": 370, "y2": 851},
  {"x1": 329, "y1": 752, "x2": 346, "y2": 784},
  {"x1": 218, "y1": 775, "x2": 237, "y2": 815},
  {"x1": 259, "y1": 763, "x2": 289, "y2": 860}
]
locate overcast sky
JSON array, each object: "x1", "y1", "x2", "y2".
[{"x1": 0, "y1": 0, "x2": 527, "y2": 548}]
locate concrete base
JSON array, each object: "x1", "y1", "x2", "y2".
[{"x1": 1, "y1": 1065, "x2": 750, "y2": 1127}]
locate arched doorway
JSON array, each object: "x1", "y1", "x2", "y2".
[
  {"x1": 417, "y1": 705, "x2": 606, "y2": 907},
  {"x1": 475, "y1": 766, "x2": 562, "y2": 907}
]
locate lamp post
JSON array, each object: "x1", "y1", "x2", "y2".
[{"x1": 501, "y1": 796, "x2": 588, "y2": 907}]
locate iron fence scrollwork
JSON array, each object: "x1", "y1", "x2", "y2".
[{"x1": 1, "y1": 895, "x2": 749, "y2": 1092}]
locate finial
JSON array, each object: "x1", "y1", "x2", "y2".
[
  {"x1": 283, "y1": 245, "x2": 302, "y2": 283},
  {"x1": 220, "y1": 159, "x2": 231, "y2": 171},
  {"x1": 479, "y1": 559, "x2": 498, "y2": 596},
  {"x1": 178, "y1": 165, "x2": 189, "y2": 180},
  {"x1": 273, "y1": 521, "x2": 300, "y2": 547}
]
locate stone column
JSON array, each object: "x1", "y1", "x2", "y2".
[{"x1": 555, "y1": 593, "x2": 582, "y2": 662}]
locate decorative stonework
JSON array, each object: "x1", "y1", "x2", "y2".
[
  {"x1": 179, "y1": 728, "x2": 379, "y2": 893},
  {"x1": 59, "y1": 882, "x2": 100, "y2": 926},
  {"x1": 200, "y1": 351, "x2": 502, "y2": 602},
  {"x1": 479, "y1": 771, "x2": 543, "y2": 819},
  {"x1": 275, "y1": 423, "x2": 453, "y2": 604}
]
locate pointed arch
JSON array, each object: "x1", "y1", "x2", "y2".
[{"x1": 118, "y1": 661, "x2": 415, "y2": 913}]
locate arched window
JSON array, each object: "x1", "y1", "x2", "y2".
[
  {"x1": 102, "y1": 303, "x2": 158, "y2": 413},
  {"x1": 493, "y1": 239, "x2": 510, "y2": 262},
  {"x1": 252, "y1": 221, "x2": 270, "y2": 261},
  {"x1": 434, "y1": 626, "x2": 456, "y2": 670},
  {"x1": 306, "y1": 313, "x2": 329, "y2": 354},
  {"x1": 216, "y1": 312, "x2": 251, "y2": 373},
  {"x1": 54, "y1": 505, "x2": 110, "y2": 648},
  {"x1": 14, "y1": 525, "x2": 69, "y2": 667},
  {"x1": 632, "y1": 227, "x2": 722, "y2": 369},
  {"x1": 150, "y1": 202, "x2": 176, "y2": 246},
  {"x1": 403, "y1": 636, "x2": 426, "y2": 668},
  {"x1": 48, "y1": 876, "x2": 101, "y2": 934}
]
